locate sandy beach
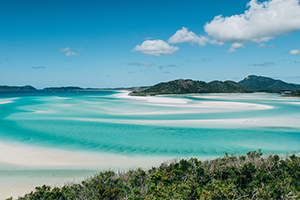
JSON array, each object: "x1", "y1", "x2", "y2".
[{"x1": 0, "y1": 140, "x2": 175, "y2": 199}]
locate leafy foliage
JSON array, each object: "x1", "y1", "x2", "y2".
[{"x1": 17, "y1": 150, "x2": 300, "y2": 200}]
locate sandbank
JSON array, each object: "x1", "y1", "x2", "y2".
[
  {"x1": 113, "y1": 91, "x2": 272, "y2": 114},
  {"x1": 0, "y1": 140, "x2": 174, "y2": 199},
  {"x1": 64, "y1": 115, "x2": 300, "y2": 129}
]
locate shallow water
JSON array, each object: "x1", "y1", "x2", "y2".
[
  {"x1": 1, "y1": 91, "x2": 300, "y2": 158},
  {"x1": 1, "y1": 91, "x2": 300, "y2": 198}
]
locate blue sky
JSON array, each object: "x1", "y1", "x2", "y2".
[{"x1": 1, "y1": 0, "x2": 300, "y2": 88}]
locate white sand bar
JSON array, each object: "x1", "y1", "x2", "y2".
[{"x1": 0, "y1": 141, "x2": 172, "y2": 199}]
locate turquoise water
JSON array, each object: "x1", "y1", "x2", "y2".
[
  {"x1": 2, "y1": 91, "x2": 300, "y2": 198},
  {"x1": 1, "y1": 91, "x2": 300, "y2": 158}
]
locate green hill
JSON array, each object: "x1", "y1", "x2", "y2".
[
  {"x1": 239, "y1": 75, "x2": 300, "y2": 92},
  {"x1": 130, "y1": 79, "x2": 253, "y2": 96}
]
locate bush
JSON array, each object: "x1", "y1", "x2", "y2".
[{"x1": 17, "y1": 150, "x2": 300, "y2": 200}]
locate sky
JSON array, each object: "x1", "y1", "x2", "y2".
[{"x1": 1, "y1": 0, "x2": 300, "y2": 89}]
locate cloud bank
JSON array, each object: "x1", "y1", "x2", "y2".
[
  {"x1": 132, "y1": 40, "x2": 179, "y2": 56},
  {"x1": 132, "y1": 0, "x2": 300, "y2": 55},
  {"x1": 204, "y1": 0, "x2": 300, "y2": 43}
]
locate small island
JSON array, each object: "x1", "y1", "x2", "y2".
[
  {"x1": 43, "y1": 86, "x2": 84, "y2": 91},
  {"x1": 0, "y1": 85, "x2": 37, "y2": 91},
  {"x1": 1, "y1": 75, "x2": 300, "y2": 97},
  {"x1": 130, "y1": 75, "x2": 300, "y2": 96},
  {"x1": 130, "y1": 79, "x2": 253, "y2": 96}
]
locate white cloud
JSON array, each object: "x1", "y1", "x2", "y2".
[
  {"x1": 231, "y1": 43, "x2": 245, "y2": 49},
  {"x1": 31, "y1": 66, "x2": 46, "y2": 69},
  {"x1": 168, "y1": 27, "x2": 224, "y2": 46},
  {"x1": 257, "y1": 43, "x2": 275, "y2": 48},
  {"x1": 168, "y1": 27, "x2": 209, "y2": 46},
  {"x1": 209, "y1": 39, "x2": 224, "y2": 46},
  {"x1": 249, "y1": 61, "x2": 275, "y2": 66},
  {"x1": 132, "y1": 40, "x2": 179, "y2": 56},
  {"x1": 57, "y1": 47, "x2": 79, "y2": 56},
  {"x1": 65, "y1": 51, "x2": 78, "y2": 56},
  {"x1": 57, "y1": 47, "x2": 71, "y2": 52},
  {"x1": 227, "y1": 42, "x2": 245, "y2": 53},
  {"x1": 290, "y1": 49, "x2": 300, "y2": 55},
  {"x1": 128, "y1": 62, "x2": 154, "y2": 66},
  {"x1": 257, "y1": 43, "x2": 267, "y2": 48},
  {"x1": 227, "y1": 48, "x2": 237, "y2": 53},
  {"x1": 204, "y1": 0, "x2": 300, "y2": 43}
]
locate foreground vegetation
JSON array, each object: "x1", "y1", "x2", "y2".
[{"x1": 13, "y1": 150, "x2": 300, "y2": 199}]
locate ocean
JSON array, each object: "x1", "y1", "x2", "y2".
[{"x1": 0, "y1": 90, "x2": 300, "y2": 198}]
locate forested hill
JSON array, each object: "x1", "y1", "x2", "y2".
[
  {"x1": 239, "y1": 75, "x2": 300, "y2": 92},
  {"x1": 130, "y1": 79, "x2": 253, "y2": 96},
  {"x1": 43, "y1": 86, "x2": 84, "y2": 91},
  {"x1": 0, "y1": 85, "x2": 37, "y2": 91}
]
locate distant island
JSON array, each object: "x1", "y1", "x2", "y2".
[
  {"x1": 1, "y1": 75, "x2": 300, "y2": 97},
  {"x1": 43, "y1": 86, "x2": 84, "y2": 91},
  {"x1": 0, "y1": 85, "x2": 37, "y2": 91},
  {"x1": 239, "y1": 75, "x2": 300, "y2": 92},
  {"x1": 130, "y1": 79, "x2": 253, "y2": 96},
  {"x1": 130, "y1": 75, "x2": 300, "y2": 96}
]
